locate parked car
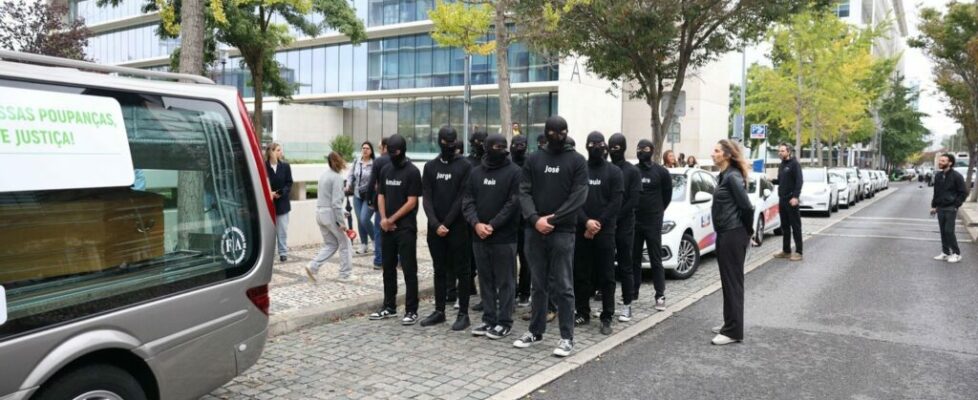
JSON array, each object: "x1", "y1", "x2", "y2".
[
  {"x1": 800, "y1": 167, "x2": 839, "y2": 216},
  {"x1": 642, "y1": 168, "x2": 719, "y2": 280},
  {"x1": 828, "y1": 170, "x2": 851, "y2": 209},
  {"x1": 857, "y1": 168, "x2": 874, "y2": 198},
  {"x1": 747, "y1": 172, "x2": 782, "y2": 246},
  {"x1": 830, "y1": 168, "x2": 859, "y2": 207}
]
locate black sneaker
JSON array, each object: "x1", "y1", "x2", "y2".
[
  {"x1": 373, "y1": 263, "x2": 382, "y2": 270},
  {"x1": 280, "y1": 255, "x2": 287, "y2": 262},
  {"x1": 574, "y1": 314, "x2": 590, "y2": 326},
  {"x1": 471, "y1": 323, "x2": 491, "y2": 336},
  {"x1": 419, "y1": 311, "x2": 446, "y2": 327},
  {"x1": 401, "y1": 312, "x2": 419, "y2": 326},
  {"x1": 451, "y1": 313, "x2": 471, "y2": 331},
  {"x1": 368, "y1": 308, "x2": 396, "y2": 320},
  {"x1": 486, "y1": 325, "x2": 512, "y2": 340},
  {"x1": 513, "y1": 331, "x2": 543, "y2": 348},
  {"x1": 516, "y1": 297, "x2": 530, "y2": 308},
  {"x1": 472, "y1": 302, "x2": 485, "y2": 312},
  {"x1": 600, "y1": 320, "x2": 612, "y2": 335}
]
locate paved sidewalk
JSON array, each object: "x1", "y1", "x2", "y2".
[{"x1": 959, "y1": 201, "x2": 978, "y2": 242}]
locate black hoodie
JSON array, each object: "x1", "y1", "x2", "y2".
[
  {"x1": 519, "y1": 116, "x2": 589, "y2": 233},
  {"x1": 379, "y1": 135, "x2": 422, "y2": 232},
  {"x1": 609, "y1": 133, "x2": 641, "y2": 232},
  {"x1": 422, "y1": 127, "x2": 471, "y2": 231},
  {"x1": 463, "y1": 134, "x2": 522, "y2": 243},
  {"x1": 635, "y1": 139, "x2": 673, "y2": 219},
  {"x1": 578, "y1": 132, "x2": 623, "y2": 238}
]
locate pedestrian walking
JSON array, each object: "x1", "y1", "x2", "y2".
[
  {"x1": 709, "y1": 140, "x2": 754, "y2": 345},
  {"x1": 608, "y1": 133, "x2": 639, "y2": 323},
  {"x1": 366, "y1": 138, "x2": 390, "y2": 269},
  {"x1": 346, "y1": 141, "x2": 376, "y2": 256},
  {"x1": 633, "y1": 139, "x2": 672, "y2": 311},
  {"x1": 513, "y1": 115, "x2": 588, "y2": 357},
  {"x1": 265, "y1": 143, "x2": 293, "y2": 262},
  {"x1": 463, "y1": 133, "x2": 522, "y2": 340},
  {"x1": 305, "y1": 152, "x2": 354, "y2": 282},
  {"x1": 369, "y1": 135, "x2": 423, "y2": 325},
  {"x1": 774, "y1": 144, "x2": 804, "y2": 261},
  {"x1": 420, "y1": 126, "x2": 473, "y2": 330},
  {"x1": 573, "y1": 132, "x2": 623, "y2": 335},
  {"x1": 510, "y1": 134, "x2": 532, "y2": 308},
  {"x1": 931, "y1": 153, "x2": 968, "y2": 264}
]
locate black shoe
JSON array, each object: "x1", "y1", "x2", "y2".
[
  {"x1": 280, "y1": 255, "x2": 287, "y2": 262},
  {"x1": 600, "y1": 320, "x2": 612, "y2": 335},
  {"x1": 472, "y1": 302, "x2": 485, "y2": 312},
  {"x1": 368, "y1": 308, "x2": 396, "y2": 320},
  {"x1": 574, "y1": 314, "x2": 589, "y2": 326},
  {"x1": 420, "y1": 311, "x2": 446, "y2": 327},
  {"x1": 486, "y1": 325, "x2": 512, "y2": 340},
  {"x1": 592, "y1": 291, "x2": 602, "y2": 301},
  {"x1": 452, "y1": 313, "x2": 471, "y2": 331},
  {"x1": 401, "y1": 312, "x2": 419, "y2": 326},
  {"x1": 471, "y1": 323, "x2": 491, "y2": 336},
  {"x1": 373, "y1": 263, "x2": 382, "y2": 270}
]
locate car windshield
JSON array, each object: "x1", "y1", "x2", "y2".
[
  {"x1": 803, "y1": 169, "x2": 826, "y2": 182},
  {"x1": 748, "y1": 178, "x2": 757, "y2": 194},
  {"x1": 672, "y1": 174, "x2": 687, "y2": 202}
]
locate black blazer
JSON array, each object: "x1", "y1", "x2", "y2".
[{"x1": 266, "y1": 161, "x2": 293, "y2": 215}]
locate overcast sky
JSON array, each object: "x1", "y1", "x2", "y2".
[{"x1": 729, "y1": 0, "x2": 958, "y2": 148}]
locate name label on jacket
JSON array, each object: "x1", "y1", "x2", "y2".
[
  {"x1": 642, "y1": 177, "x2": 651, "y2": 184},
  {"x1": 386, "y1": 179, "x2": 402, "y2": 186},
  {"x1": 436, "y1": 172, "x2": 452, "y2": 181},
  {"x1": 545, "y1": 165, "x2": 560, "y2": 174},
  {"x1": 589, "y1": 179, "x2": 602, "y2": 186},
  {"x1": 483, "y1": 178, "x2": 496, "y2": 186}
]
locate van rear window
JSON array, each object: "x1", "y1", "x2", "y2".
[{"x1": 0, "y1": 80, "x2": 260, "y2": 340}]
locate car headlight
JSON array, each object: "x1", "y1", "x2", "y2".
[{"x1": 661, "y1": 221, "x2": 676, "y2": 234}]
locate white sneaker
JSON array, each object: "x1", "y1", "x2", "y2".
[
  {"x1": 711, "y1": 325, "x2": 723, "y2": 334},
  {"x1": 358, "y1": 243, "x2": 369, "y2": 254},
  {"x1": 618, "y1": 305, "x2": 632, "y2": 322},
  {"x1": 711, "y1": 334, "x2": 741, "y2": 345},
  {"x1": 553, "y1": 339, "x2": 574, "y2": 357},
  {"x1": 947, "y1": 254, "x2": 962, "y2": 263},
  {"x1": 654, "y1": 297, "x2": 666, "y2": 311},
  {"x1": 934, "y1": 253, "x2": 949, "y2": 261}
]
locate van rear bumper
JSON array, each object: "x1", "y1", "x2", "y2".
[{"x1": 235, "y1": 327, "x2": 268, "y2": 375}]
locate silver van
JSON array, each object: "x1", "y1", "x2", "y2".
[{"x1": 0, "y1": 51, "x2": 275, "y2": 400}]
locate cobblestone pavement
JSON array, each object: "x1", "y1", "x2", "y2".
[{"x1": 205, "y1": 193, "x2": 884, "y2": 400}]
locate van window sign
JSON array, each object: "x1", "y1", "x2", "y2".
[
  {"x1": 0, "y1": 87, "x2": 133, "y2": 192},
  {"x1": 0, "y1": 285, "x2": 7, "y2": 325},
  {"x1": 221, "y1": 227, "x2": 247, "y2": 265}
]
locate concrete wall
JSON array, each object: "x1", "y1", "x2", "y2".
[
  {"x1": 264, "y1": 103, "x2": 346, "y2": 161},
  {"x1": 556, "y1": 56, "x2": 623, "y2": 149}
]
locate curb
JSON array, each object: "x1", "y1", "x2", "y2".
[
  {"x1": 491, "y1": 187, "x2": 897, "y2": 400},
  {"x1": 959, "y1": 203, "x2": 978, "y2": 243}
]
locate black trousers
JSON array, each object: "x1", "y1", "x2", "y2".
[
  {"x1": 382, "y1": 229, "x2": 418, "y2": 314},
  {"x1": 615, "y1": 223, "x2": 635, "y2": 305},
  {"x1": 446, "y1": 239, "x2": 479, "y2": 301},
  {"x1": 428, "y1": 228, "x2": 471, "y2": 314},
  {"x1": 526, "y1": 229, "x2": 576, "y2": 340},
  {"x1": 938, "y1": 207, "x2": 961, "y2": 255},
  {"x1": 779, "y1": 199, "x2": 803, "y2": 254},
  {"x1": 633, "y1": 213, "x2": 665, "y2": 300},
  {"x1": 516, "y1": 225, "x2": 531, "y2": 300},
  {"x1": 574, "y1": 233, "x2": 616, "y2": 322},
  {"x1": 473, "y1": 242, "x2": 517, "y2": 327},
  {"x1": 716, "y1": 227, "x2": 749, "y2": 340}
]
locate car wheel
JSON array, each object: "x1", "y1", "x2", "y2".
[
  {"x1": 32, "y1": 364, "x2": 147, "y2": 400},
  {"x1": 754, "y1": 217, "x2": 765, "y2": 246},
  {"x1": 832, "y1": 202, "x2": 839, "y2": 212},
  {"x1": 666, "y1": 233, "x2": 700, "y2": 280}
]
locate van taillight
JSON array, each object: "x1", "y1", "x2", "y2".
[
  {"x1": 237, "y1": 95, "x2": 276, "y2": 224},
  {"x1": 246, "y1": 285, "x2": 270, "y2": 316}
]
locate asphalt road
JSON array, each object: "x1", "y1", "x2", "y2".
[{"x1": 533, "y1": 182, "x2": 978, "y2": 400}]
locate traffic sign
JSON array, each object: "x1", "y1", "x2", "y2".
[{"x1": 750, "y1": 124, "x2": 768, "y2": 140}]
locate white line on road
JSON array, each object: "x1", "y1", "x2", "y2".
[
  {"x1": 848, "y1": 216, "x2": 935, "y2": 223},
  {"x1": 812, "y1": 232, "x2": 970, "y2": 243}
]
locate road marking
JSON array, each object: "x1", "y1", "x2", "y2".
[
  {"x1": 848, "y1": 216, "x2": 935, "y2": 223},
  {"x1": 812, "y1": 232, "x2": 970, "y2": 243}
]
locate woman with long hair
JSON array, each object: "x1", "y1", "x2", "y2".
[
  {"x1": 686, "y1": 155, "x2": 699, "y2": 169},
  {"x1": 709, "y1": 139, "x2": 754, "y2": 345},
  {"x1": 306, "y1": 152, "x2": 355, "y2": 281},
  {"x1": 347, "y1": 141, "x2": 376, "y2": 255},
  {"x1": 662, "y1": 150, "x2": 679, "y2": 168},
  {"x1": 265, "y1": 143, "x2": 293, "y2": 262}
]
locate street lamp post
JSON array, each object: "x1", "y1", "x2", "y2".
[{"x1": 463, "y1": 53, "x2": 471, "y2": 154}]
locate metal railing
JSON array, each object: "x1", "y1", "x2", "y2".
[{"x1": 0, "y1": 50, "x2": 214, "y2": 84}]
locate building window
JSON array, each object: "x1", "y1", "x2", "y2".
[{"x1": 836, "y1": 1, "x2": 850, "y2": 18}]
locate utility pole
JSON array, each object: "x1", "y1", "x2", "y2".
[{"x1": 463, "y1": 54, "x2": 471, "y2": 154}]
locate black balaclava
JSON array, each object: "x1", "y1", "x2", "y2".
[
  {"x1": 609, "y1": 133, "x2": 627, "y2": 165},
  {"x1": 388, "y1": 134, "x2": 408, "y2": 167},
  {"x1": 484, "y1": 133, "x2": 510, "y2": 169},
  {"x1": 510, "y1": 134, "x2": 528, "y2": 165},
  {"x1": 637, "y1": 139, "x2": 654, "y2": 166},
  {"x1": 536, "y1": 134, "x2": 547, "y2": 151},
  {"x1": 437, "y1": 125, "x2": 458, "y2": 161},
  {"x1": 586, "y1": 131, "x2": 607, "y2": 166},
  {"x1": 544, "y1": 116, "x2": 569, "y2": 152},
  {"x1": 469, "y1": 130, "x2": 488, "y2": 159}
]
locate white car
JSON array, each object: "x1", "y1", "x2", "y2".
[
  {"x1": 747, "y1": 172, "x2": 782, "y2": 246},
  {"x1": 800, "y1": 167, "x2": 839, "y2": 216},
  {"x1": 857, "y1": 168, "x2": 874, "y2": 198},
  {"x1": 642, "y1": 168, "x2": 718, "y2": 280},
  {"x1": 828, "y1": 170, "x2": 851, "y2": 209},
  {"x1": 830, "y1": 167, "x2": 859, "y2": 207}
]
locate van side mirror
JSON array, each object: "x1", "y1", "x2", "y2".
[
  {"x1": 693, "y1": 191, "x2": 713, "y2": 204},
  {"x1": 762, "y1": 189, "x2": 772, "y2": 199}
]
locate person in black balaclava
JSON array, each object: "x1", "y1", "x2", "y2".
[
  {"x1": 572, "y1": 132, "x2": 623, "y2": 335},
  {"x1": 509, "y1": 134, "x2": 532, "y2": 308},
  {"x1": 608, "y1": 133, "x2": 640, "y2": 323},
  {"x1": 514, "y1": 115, "x2": 588, "y2": 357},
  {"x1": 420, "y1": 126, "x2": 473, "y2": 330},
  {"x1": 462, "y1": 133, "x2": 522, "y2": 339},
  {"x1": 369, "y1": 134, "x2": 424, "y2": 325},
  {"x1": 460, "y1": 130, "x2": 488, "y2": 310},
  {"x1": 536, "y1": 134, "x2": 548, "y2": 152},
  {"x1": 633, "y1": 139, "x2": 672, "y2": 312}
]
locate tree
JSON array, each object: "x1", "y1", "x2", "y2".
[
  {"x1": 213, "y1": 0, "x2": 366, "y2": 138},
  {"x1": 0, "y1": 0, "x2": 92, "y2": 60},
  {"x1": 878, "y1": 76, "x2": 929, "y2": 168},
  {"x1": 910, "y1": 1, "x2": 978, "y2": 201},
  {"x1": 523, "y1": 0, "x2": 826, "y2": 161}
]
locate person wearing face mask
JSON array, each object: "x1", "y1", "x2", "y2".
[
  {"x1": 573, "y1": 132, "x2": 623, "y2": 335},
  {"x1": 369, "y1": 134, "x2": 424, "y2": 325},
  {"x1": 509, "y1": 135, "x2": 532, "y2": 308},
  {"x1": 513, "y1": 116, "x2": 588, "y2": 358},
  {"x1": 467, "y1": 130, "x2": 488, "y2": 167},
  {"x1": 608, "y1": 133, "x2": 640, "y2": 322},
  {"x1": 462, "y1": 134, "x2": 522, "y2": 339},
  {"x1": 366, "y1": 138, "x2": 390, "y2": 269},
  {"x1": 633, "y1": 139, "x2": 672, "y2": 312},
  {"x1": 536, "y1": 134, "x2": 548, "y2": 152},
  {"x1": 420, "y1": 126, "x2": 474, "y2": 330},
  {"x1": 458, "y1": 130, "x2": 488, "y2": 310}
]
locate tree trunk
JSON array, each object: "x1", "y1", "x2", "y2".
[
  {"x1": 494, "y1": 5, "x2": 512, "y2": 138},
  {"x1": 649, "y1": 97, "x2": 666, "y2": 163},
  {"x1": 252, "y1": 58, "x2": 265, "y2": 139},
  {"x1": 827, "y1": 134, "x2": 834, "y2": 167},
  {"x1": 175, "y1": 0, "x2": 206, "y2": 250}
]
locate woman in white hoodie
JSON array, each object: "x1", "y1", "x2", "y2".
[{"x1": 305, "y1": 152, "x2": 354, "y2": 281}]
